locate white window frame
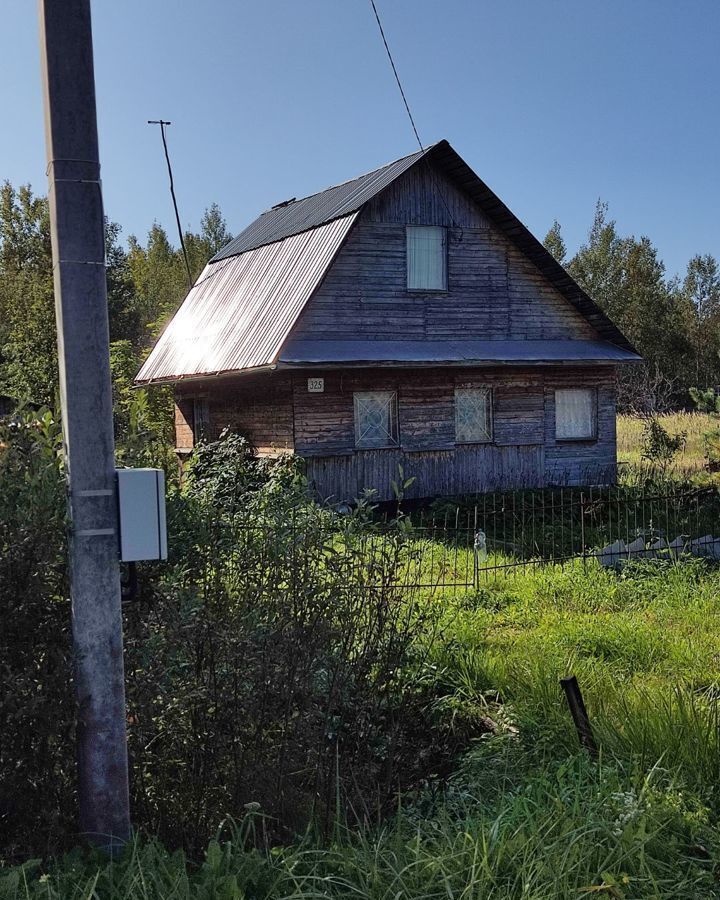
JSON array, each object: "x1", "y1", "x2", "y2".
[
  {"x1": 353, "y1": 391, "x2": 399, "y2": 449},
  {"x1": 555, "y1": 388, "x2": 597, "y2": 441},
  {"x1": 455, "y1": 387, "x2": 493, "y2": 444},
  {"x1": 406, "y1": 225, "x2": 447, "y2": 291}
]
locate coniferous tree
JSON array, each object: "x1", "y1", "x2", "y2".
[{"x1": 543, "y1": 219, "x2": 567, "y2": 264}]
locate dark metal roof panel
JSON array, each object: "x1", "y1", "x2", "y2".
[
  {"x1": 278, "y1": 339, "x2": 642, "y2": 366},
  {"x1": 211, "y1": 147, "x2": 430, "y2": 261},
  {"x1": 135, "y1": 214, "x2": 358, "y2": 384}
]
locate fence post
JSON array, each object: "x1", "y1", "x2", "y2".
[
  {"x1": 580, "y1": 492, "x2": 586, "y2": 570},
  {"x1": 560, "y1": 675, "x2": 598, "y2": 758}
]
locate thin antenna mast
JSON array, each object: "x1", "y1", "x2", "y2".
[{"x1": 148, "y1": 119, "x2": 193, "y2": 289}]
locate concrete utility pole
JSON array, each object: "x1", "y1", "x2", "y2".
[{"x1": 38, "y1": 0, "x2": 131, "y2": 851}]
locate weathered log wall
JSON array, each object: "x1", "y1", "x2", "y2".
[
  {"x1": 175, "y1": 365, "x2": 617, "y2": 501},
  {"x1": 286, "y1": 163, "x2": 597, "y2": 347}
]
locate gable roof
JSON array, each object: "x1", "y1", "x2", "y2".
[{"x1": 136, "y1": 140, "x2": 638, "y2": 385}]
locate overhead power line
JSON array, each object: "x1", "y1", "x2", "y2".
[
  {"x1": 369, "y1": 0, "x2": 424, "y2": 153},
  {"x1": 368, "y1": 0, "x2": 462, "y2": 237}
]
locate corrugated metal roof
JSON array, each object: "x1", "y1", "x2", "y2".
[
  {"x1": 135, "y1": 214, "x2": 358, "y2": 384},
  {"x1": 279, "y1": 339, "x2": 641, "y2": 366},
  {"x1": 211, "y1": 146, "x2": 430, "y2": 261}
]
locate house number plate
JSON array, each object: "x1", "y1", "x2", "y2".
[{"x1": 307, "y1": 377, "x2": 324, "y2": 393}]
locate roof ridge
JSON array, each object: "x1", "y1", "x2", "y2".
[
  {"x1": 210, "y1": 142, "x2": 441, "y2": 262},
  {"x1": 258, "y1": 144, "x2": 433, "y2": 216}
]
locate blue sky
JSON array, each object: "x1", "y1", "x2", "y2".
[{"x1": 3, "y1": 0, "x2": 718, "y2": 278}]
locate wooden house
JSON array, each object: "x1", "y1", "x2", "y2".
[{"x1": 136, "y1": 141, "x2": 640, "y2": 501}]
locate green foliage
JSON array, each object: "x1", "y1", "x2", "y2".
[
  {"x1": 125, "y1": 433, "x2": 457, "y2": 850},
  {"x1": 545, "y1": 203, "x2": 720, "y2": 410},
  {"x1": 689, "y1": 386, "x2": 720, "y2": 415},
  {"x1": 568, "y1": 202, "x2": 695, "y2": 404},
  {"x1": 8, "y1": 425, "x2": 720, "y2": 894},
  {"x1": 8, "y1": 747, "x2": 720, "y2": 898},
  {"x1": 639, "y1": 416, "x2": 686, "y2": 474},
  {"x1": 683, "y1": 254, "x2": 720, "y2": 387},
  {"x1": 543, "y1": 218, "x2": 566, "y2": 263},
  {"x1": 0, "y1": 183, "x2": 55, "y2": 404},
  {"x1": 0, "y1": 177, "x2": 230, "y2": 436},
  {"x1": 182, "y1": 430, "x2": 302, "y2": 511},
  {"x1": 0, "y1": 427, "x2": 460, "y2": 859},
  {"x1": 689, "y1": 388, "x2": 720, "y2": 469},
  {"x1": 0, "y1": 409, "x2": 74, "y2": 860},
  {"x1": 109, "y1": 340, "x2": 175, "y2": 472}
]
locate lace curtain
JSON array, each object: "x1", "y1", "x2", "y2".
[{"x1": 555, "y1": 389, "x2": 596, "y2": 440}]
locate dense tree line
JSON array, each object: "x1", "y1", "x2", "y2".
[
  {"x1": 0, "y1": 180, "x2": 231, "y2": 407},
  {"x1": 1, "y1": 179, "x2": 717, "y2": 418},
  {"x1": 544, "y1": 204, "x2": 720, "y2": 410},
  {"x1": 0, "y1": 181, "x2": 232, "y2": 459}
]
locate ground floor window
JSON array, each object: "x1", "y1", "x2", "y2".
[
  {"x1": 455, "y1": 387, "x2": 493, "y2": 443},
  {"x1": 354, "y1": 391, "x2": 398, "y2": 448},
  {"x1": 193, "y1": 398, "x2": 210, "y2": 443},
  {"x1": 555, "y1": 388, "x2": 596, "y2": 440}
]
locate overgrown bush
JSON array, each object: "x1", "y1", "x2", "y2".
[
  {"x1": 690, "y1": 387, "x2": 720, "y2": 470},
  {"x1": 110, "y1": 340, "x2": 176, "y2": 476},
  {"x1": 0, "y1": 410, "x2": 74, "y2": 861},
  {"x1": 124, "y1": 434, "x2": 457, "y2": 850},
  {"x1": 1, "y1": 426, "x2": 465, "y2": 860},
  {"x1": 639, "y1": 416, "x2": 686, "y2": 472}
]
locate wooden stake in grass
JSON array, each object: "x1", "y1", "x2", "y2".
[{"x1": 560, "y1": 676, "x2": 598, "y2": 758}]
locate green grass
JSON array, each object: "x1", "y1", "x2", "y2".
[
  {"x1": 617, "y1": 412, "x2": 713, "y2": 481},
  {"x1": 8, "y1": 420, "x2": 720, "y2": 898},
  {"x1": 8, "y1": 559, "x2": 720, "y2": 898}
]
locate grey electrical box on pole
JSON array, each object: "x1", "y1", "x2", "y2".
[
  {"x1": 116, "y1": 469, "x2": 168, "y2": 562},
  {"x1": 38, "y1": 0, "x2": 131, "y2": 850}
]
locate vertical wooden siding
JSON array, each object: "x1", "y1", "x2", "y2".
[{"x1": 305, "y1": 444, "x2": 546, "y2": 502}]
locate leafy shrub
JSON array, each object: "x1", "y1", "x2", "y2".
[
  {"x1": 1, "y1": 427, "x2": 466, "y2": 859},
  {"x1": 689, "y1": 387, "x2": 720, "y2": 470},
  {"x1": 110, "y1": 340, "x2": 176, "y2": 476},
  {"x1": 639, "y1": 416, "x2": 686, "y2": 473},
  {"x1": 124, "y1": 434, "x2": 459, "y2": 850},
  {"x1": 0, "y1": 410, "x2": 74, "y2": 861}
]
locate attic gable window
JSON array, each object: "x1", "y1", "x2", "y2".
[
  {"x1": 354, "y1": 391, "x2": 398, "y2": 448},
  {"x1": 455, "y1": 388, "x2": 493, "y2": 443},
  {"x1": 555, "y1": 388, "x2": 596, "y2": 440},
  {"x1": 406, "y1": 226, "x2": 447, "y2": 291}
]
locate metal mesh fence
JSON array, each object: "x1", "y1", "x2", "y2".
[{"x1": 224, "y1": 487, "x2": 720, "y2": 596}]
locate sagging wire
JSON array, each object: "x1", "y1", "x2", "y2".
[{"x1": 368, "y1": 0, "x2": 463, "y2": 241}]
